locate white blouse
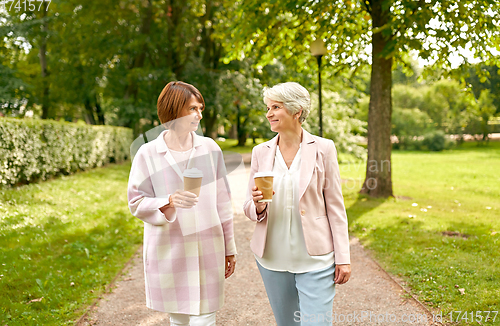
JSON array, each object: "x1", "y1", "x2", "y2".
[
  {"x1": 255, "y1": 145, "x2": 335, "y2": 273},
  {"x1": 169, "y1": 148, "x2": 193, "y2": 173}
]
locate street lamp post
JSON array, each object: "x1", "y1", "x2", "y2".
[{"x1": 310, "y1": 39, "x2": 327, "y2": 137}]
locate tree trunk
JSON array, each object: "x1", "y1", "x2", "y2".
[
  {"x1": 203, "y1": 104, "x2": 217, "y2": 139},
  {"x1": 95, "y1": 94, "x2": 105, "y2": 125},
  {"x1": 39, "y1": 2, "x2": 51, "y2": 119},
  {"x1": 165, "y1": 0, "x2": 187, "y2": 78},
  {"x1": 198, "y1": 0, "x2": 222, "y2": 139},
  {"x1": 360, "y1": 0, "x2": 394, "y2": 197},
  {"x1": 237, "y1": 132, "x2": 247, "y2": 147},
  {"x1": 84, "y1": 97, "x2": 97, "y2": 125},
  {"x1": 236, "y1": 103, "x2": 247, "y2": 146},
  {"x1": 229, "y1": 123, "x2": 237, "y2": 139},
  {"x1": 124, "y1": 0, "x2": 153, "y2": 101}
]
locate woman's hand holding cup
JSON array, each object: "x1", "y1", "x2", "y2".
[
  {"x1": 252, "y1": 186, "x2": 275, "y2": 214},
  {"x1": 252, "y1": 186, "x2": 266, "y2": 214},
  {"x1": 253, "y1": 172, "x2": 274, "y2": 215},
  {"x1": 169, "y1": 189, "x2": 198, "y2": 209}
]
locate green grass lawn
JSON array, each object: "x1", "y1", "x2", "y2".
[
  {"x1": 0, "y1": 162, "x2": 141, "y2": 325},
  {"x1": 340, "y1": 141, "x2": 500, "y2": 325}
]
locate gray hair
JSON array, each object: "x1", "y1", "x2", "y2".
[{"x1": 263, "y1": 82, "x2": 311, "y2": 123}]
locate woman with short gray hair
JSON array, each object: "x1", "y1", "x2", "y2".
[
  {"x1": 244, "y1": 82, "x2": 351, "y2": 325},
  {"x1": 263, "y1": 82, "x2": 311, "y2": 123}
]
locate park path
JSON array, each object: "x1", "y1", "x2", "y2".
[{"x1": 78, "y1": 156, "x2": 440, "y2": 326}]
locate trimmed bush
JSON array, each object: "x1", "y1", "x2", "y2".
[
  {"x1": 422, "y1": 130, "x2": 453, "y2": 151},
  {"x1": 0, "y1": 117, "x2": 132, "y2": 187}
]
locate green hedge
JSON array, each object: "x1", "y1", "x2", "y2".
[{"x1": 0, "y1": 117, "x2": 133, "y2": 187}]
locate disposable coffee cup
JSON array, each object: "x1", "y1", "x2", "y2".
[
  {"x1": 183, "y1": 168, "x2": 203, "y2": 197},
  {"x1": 254, "y1": 172, "x2": 274, "y2": 202}
]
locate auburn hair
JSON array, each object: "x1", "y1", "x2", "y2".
[{"x1": 157, "y1": 81, "x2": 205, "y2": 125}]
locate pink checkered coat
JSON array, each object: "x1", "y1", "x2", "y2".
[{"x1": 127, "y1": 131, "x2": 237, "y2": 315}]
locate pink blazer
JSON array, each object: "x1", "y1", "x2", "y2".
[{"x1": 243, "y1": 129, "x2": 350, "y2": 265}]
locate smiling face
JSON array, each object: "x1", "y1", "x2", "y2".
[
  {"x1": 175, "y1": 95, "x2": 204, "y2": 133},
  {"x1": 265, "y1": 99, "x2": 299, "y2": 133}
]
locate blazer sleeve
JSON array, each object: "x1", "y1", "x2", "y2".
[
  {"x1": 212, "y1": 146, "x2": 237, "y2": 256},
  {"x1": 243, "y1": 146, "x2": 269, "y2": 222},
  {"x1": 324, "y1": 140, "x2": 351, "y2": 264},
  {"x1": 127, "y1": 149, "x2": 175, "y2": 226}
]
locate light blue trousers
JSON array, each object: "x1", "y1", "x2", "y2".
[{"x1": 257, "y1": 261, "x2": 336, "y2": 326}]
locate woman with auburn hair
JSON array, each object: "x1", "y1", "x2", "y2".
[
  {"x1": 244, "y1": 82, "x2": 351, "y2": 325},
  {"x1": 128, "y1": 81, "x2": 236, "y2": 326}
]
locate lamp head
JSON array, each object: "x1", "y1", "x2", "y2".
[{"x1": 310, "y1": 39, "x2": 327, "y2": 57}]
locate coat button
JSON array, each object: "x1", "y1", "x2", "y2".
[{"x1": 300, "y1": 210, "x2": 306, "y2": 215}]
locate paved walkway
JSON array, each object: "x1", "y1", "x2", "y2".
[{"x1": 78, "y1": 160, "x2": 439, "y2": 326}]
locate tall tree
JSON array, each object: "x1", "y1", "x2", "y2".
[
  {"x1": 217, "y1": 69, "x2": 264, "y2": 145},
  {"x1": 0, "y1": 25, "x2": 30, "y2": 117},
  {"x1": 2, "y1": 0, "x2": 232, "y2": 133},
  {"x1": 1, "y1": 0, "x2": 119, "y2": 122},
  {"x1": 38, "y1": 1, "x2": 50, "y2": 119},
  {"x1": 466, "y1": 64, "x2": 500, "y2": 115},
  {"x1": 1, "y1": 1, "x2": 57, "y2": 119},
  {"x1": 49, "y1": 0, "x2": 119, "y2": 124},
  {"x1": 102, "y1": 0, "x2": 226, "y2": 136},
  {"x1": 224, "y1": 0, "x2": 500, "y2": 197}
]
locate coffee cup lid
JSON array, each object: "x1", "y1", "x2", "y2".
[
  {"x1": 254, "y1": 171, "x2": 274, "y2": 178},
  {"x1": 183, "y1": 168, "x2": 203, "y2": 178}
]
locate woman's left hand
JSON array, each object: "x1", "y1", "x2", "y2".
[
  {"x1": 334, "y1": 264, "x2": 351, "y2": 284},
  {"x1": 225, "y1": 255, "x2": 236, "y2": 279}
]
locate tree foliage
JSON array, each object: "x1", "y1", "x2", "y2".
[
  {"x1": 1, "y1": 0, "x2": 277, "y2": 141},
  {"x1": 466, "y1": 64, "x2": 500, "y2": 115},
  {"x1": 2, "y1": 0, "x2": 500, "y2": 170},
  {"x1": 303, "y1": 91, "x2": 367, "y2": 160},
  {"x1": 224, "y1": 0, "x2": 500, "y2": 197},
  {"x1": 466, "y1": 89, "x2": 497, "y2": 141},
  {"x1": 216, "y1": 69, "x2": 267, "y2": 145}
]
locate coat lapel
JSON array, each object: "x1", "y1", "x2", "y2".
[
  {"x1": 155, "y1": 130, "x2": 202, "y2": 181},
  {"x1": 261, "y1": 134, "x2": 279, "y2": 172},
  {"x1": 164, "y1": 151, "x2": 183, "y2": 180},
  {"x1": 298, "y1": 129, "x2": 317, "y2": 200},
  {"x1": 264, "y1": 130, "x2": 316, "y2": 200}
]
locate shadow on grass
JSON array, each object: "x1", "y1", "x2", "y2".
[{"x1": 346, "y1": 193, "x2": 387, "y2": 223}]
